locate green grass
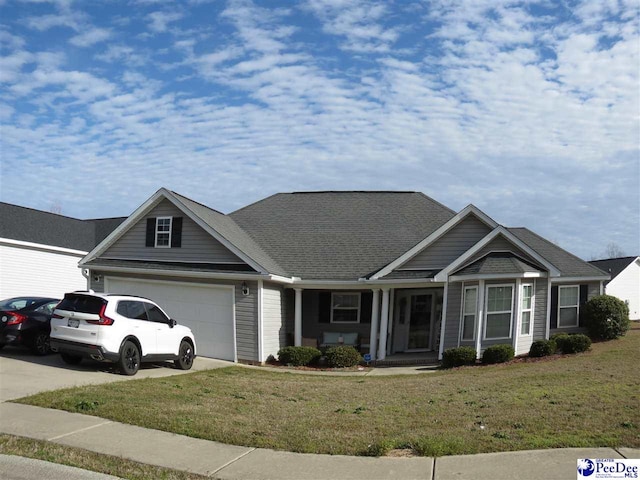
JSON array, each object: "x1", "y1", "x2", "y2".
[
  {"x1": 0, "y1": 435, "x2": 208, "y2": 480},
  {"x1": 16, "y1": 327, "x2": 640, "y2": 457}
]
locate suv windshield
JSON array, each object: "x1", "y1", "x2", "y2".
[{"x1": 57, "y1": 294, "x2": 106, "y2": 314}]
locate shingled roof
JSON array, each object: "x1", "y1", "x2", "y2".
[
  {"x1": 589, "y1": 256, "x2": 638, "y2": 281},
  {"x1": 508, "y1": 227, "x2": 608, "y2": 278},
  {"x1": 0, "y1": 202, "x2": 125, "y2": 252},
  {"x1": 230, "y1": 191, "x2": 456, "y2": 280}
]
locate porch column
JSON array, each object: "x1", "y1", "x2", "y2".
[
  {"x1": 294, "y1": 288, "x2": 302, "y2": 347},
  {"x1": 475, "y1": 280, "x2": 485, "y2": 359},
  {"x1": 369, "y1": 289, "x2": 380, "y2": 359},
  {"x1": 377, "y1": 288, "x2": 390, "y2": 360}
]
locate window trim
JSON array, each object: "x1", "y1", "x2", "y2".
[
  {"x1": 330, "y1": 292, "x2": 361, "y2": 324},
  {"x1": 460, "y1": 285, "x2": 478, "y2": 342},
  {"x1": 155, "y1": 216, "x2": 172, "y2": 248},
  {"x1": 483, "y1": 283, "x2": 514, "y2": 340},
  {"x1": 520, "y1": 283, "x2": 534, "y2": 336},
  {"x1": 557, "y1": 284, "x2": 580, "y2": 328}
]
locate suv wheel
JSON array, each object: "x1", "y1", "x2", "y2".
[
  {"x1": 118, "y1": 340, "x2": 140, "y2": 376},
  {"x1": 61, "y1": 352, "x2": 82, "y2": 365},
  {"x1": 175, "y1": 340, "x2": 194, "y2": 370},
  {"x1": 30, "y1": 332, "x2": 51, "y2": 355}
]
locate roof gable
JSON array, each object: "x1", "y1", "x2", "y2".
[
  {"x1": 81, "y1": 189, "x2": 283, "y2": 275},
  {"x1": 435, "y1": 227, "x2": 562, "y2": 281},
  {"x1": 100, "y1": 198, "x2": 246, "y2": 264}
]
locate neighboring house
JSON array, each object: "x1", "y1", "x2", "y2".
[
  {"x1": 78, "y1": 188, "x2": 609, "y2": 364},
  {"x1": 589, "y1": 257, "x2": 640, "y2": 321},
  {"x1": 0, "y1": 203, "x2": 125, "y2": 299}
]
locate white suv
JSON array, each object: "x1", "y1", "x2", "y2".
[{"x1": 50, "y1": 291, "x2": 196, "y2": 375}]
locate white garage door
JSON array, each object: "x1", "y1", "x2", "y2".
[{"x1": 105, "y1": 277, "x2": 236, "y2": 361}]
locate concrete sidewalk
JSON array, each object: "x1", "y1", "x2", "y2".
[{"x1": 1, "y1": 403, "x2": 638, "y2": 480}]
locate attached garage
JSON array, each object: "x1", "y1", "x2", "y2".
[{"x1": 104, "y1": 277, "x2": 236, "y2": 361}]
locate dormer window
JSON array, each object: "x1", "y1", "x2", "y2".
[{"x1": 155, "y1": 217, "x2": 172, "y2": 247}]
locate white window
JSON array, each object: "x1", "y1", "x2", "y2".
[
  {"x1": 484, "y1": 285, "x2": 513, "y2": 339},
  {"x1": 155, "y1": 217, "x2": 172, "y2": 247},
  {"x1": 520, "y1": 284, "x2": 533, "y2": 335},
  {"x1": 461, "y1": 286, "x2": 478, "y2": 341},
  {"x1": 331, "y1": 292, "x2": 361, "y2": 323},
  {"x1": 558, "y1": 285, "x2": 579, "y2": 328}
]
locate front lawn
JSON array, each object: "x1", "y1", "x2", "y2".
[{"x1": 16, "y1": 327, "x2": 640, "y2": 457}]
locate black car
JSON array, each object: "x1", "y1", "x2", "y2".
[{"x1": 0, "y1": 297, "x2": 60, "y2": 355}]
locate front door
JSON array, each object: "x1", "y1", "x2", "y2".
[{"x1": 392, "y1": 290, "x2": 434, "y2": 352}]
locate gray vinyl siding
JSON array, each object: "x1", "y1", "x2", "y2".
[
  {"x1": 443, "y1": 282, "x2": 462, "y2": 351},
  {"x1": 466, "y1": 235, "x2": 537, "y2": 266},
  {"x1": 86, "y1": 271, "x2": 258, "y2": 362},
  {"x1": 533, "y1": 277, "x2": 548, "y2": 340},
  {"x1": 89, "y1": 270, "x2": 105, "y2": 292},
  {"x1": 402, "y1": 215, "x2": 492, "y2": 270},
  {"x1": 262, "y1": 282, "x2": 286, "y2": 361},
  {"x1": 234, "y1": 280, "x2": 258, "y2": 362},
  {"x1": 102, "y1": 199, "x2": 246, "y2": 264}
]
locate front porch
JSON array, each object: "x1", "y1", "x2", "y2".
[{"x1": 289, "y1": 286, "x2": 445, "y2": 362}]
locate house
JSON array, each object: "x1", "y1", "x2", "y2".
[
  {"x1": 0, "y1": 202, "x2": 125, "y2": 299},
  {"x1": 589, "y1": 256, "x2": 640, "y2": 320},
  {"x1": 79, "y1": 188, "x2": 609, "y2": 363}
]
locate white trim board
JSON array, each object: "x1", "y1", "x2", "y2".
[{"x1": 1, "y1": 237, "x2": 87, "y2": 256}]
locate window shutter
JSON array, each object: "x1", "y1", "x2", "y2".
[
  {"x1": 145, "y1": 218, "x2": 156, "y2": 247},
  {"x1": 318, "y1": 292, "x2": 331, "y2": 323},
  {"x1": 550, "y1": 286, "x2": 558, "y2": 329},
  {"x1": 171, "y1": 217, "x2": 183, "y2": 248},
  {"x1": 360, "y1": 291, "x2": 372, "y2": 323},
  {"x1": 578, "y1": 284, "x2": 588, "y2": 326}
]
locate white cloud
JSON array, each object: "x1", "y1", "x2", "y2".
[
  {"x1": 69, "y1": 27, "x2": 111, "y2": 47},
  {"x1": 0, "y1": 0, "x2": 637, "y2": 258},
  {"x1": 304, "y1": 0, "x2": 399, "y2": 53},
  {"x1": 147, "y1": 10, "x2": 184, "y2": 33}
]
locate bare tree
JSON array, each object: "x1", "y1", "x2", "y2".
[
  {"x1": 49, "y1": 202, "x2": 62, "y2": 215},
  {"x1": 604, "y1": 242, "x2": 626, "y2": 258}
]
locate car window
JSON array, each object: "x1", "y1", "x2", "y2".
[
  {"x1": 57, "y1": 294, "x2": 105, "y2": 314},
  {"x1": 117, "y1": 301, "x2": 148, "y2": 320},
  {"x1": 145, "y1": 303, "x2": 169, "y2": 323},
  {"x1": 34, "y1": 301, "x2": 59, "y2": 315},
  {"x1": 0, "y1": 298, "x2": 28, "y2": 310}
]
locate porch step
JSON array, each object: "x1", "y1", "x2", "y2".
[{"x1": 370, "y1": 358, "x2": 440, "y2": 367}]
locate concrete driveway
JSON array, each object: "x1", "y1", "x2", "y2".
[{"x1": 0, "y1": 348, "x2": 231, "y2": 401}]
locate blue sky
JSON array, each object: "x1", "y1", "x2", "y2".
[{"x1": 1, "y1": 0, "x2": 638, "y2": 260}]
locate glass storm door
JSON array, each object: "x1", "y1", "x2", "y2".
[{"x1": 407, "y1": 294, "x2": 432, "y2": 351}]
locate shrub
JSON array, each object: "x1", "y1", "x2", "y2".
[
  {"x1": 481, "y1": 344, "x2": 515, "y2": 364},
  {"x1": 442, "y1": 347, "x2": 477, "y2": 368},
  {"x1": 550, "y1": 333, "x2": 570, "y2": 353},
  {"x1": 277, "y1": 346, "x2": 321, "y2": 366},
  {"x1": 583, "y1": 295, "x2": 631, "y2": 340},
  {"x1": 529, "y1": 339, "x2": 556, "y2": 357},
  {"x1": 560, "y1": 334, "x2": 592, "y2": 354},
  {"x1": 325, "y1": 345, "x2": 362, "y2": 368}
]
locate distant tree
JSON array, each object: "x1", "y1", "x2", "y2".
[
  {"x1": 604, "y1": 242, "x2": 626, "y2": 259},
  {"x1": 49, "y1": 202, "x2": 62, "y2": 215}
]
